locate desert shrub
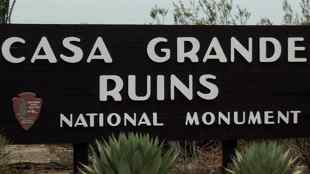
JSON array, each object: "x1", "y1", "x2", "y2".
[
  {"x1": 289, "y1": 138, "x2": 310, "y2": 167},
  {"x1": 170, "y1": 141, "x2": 200, "y2": 160},
  {"x1": 226, "y1": 142, "x2": 304, "y2": 174},
  {"x1": 170, "y1": 140, "x2": 221, "y2": 174},
  {"x1": 79, "y1": 133, "x2": 178, "y2": 174}
]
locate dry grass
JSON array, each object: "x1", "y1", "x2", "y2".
[{"x1": 170, "y1": 141, "x2": 223, "y2": 174}]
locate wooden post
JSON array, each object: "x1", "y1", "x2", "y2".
[
  {"x1": 222, "y1": 140, "x2": 237, "y2": 167},
  {"x1": 73, "y1": 143, "x2": 89, "y2": 174}
]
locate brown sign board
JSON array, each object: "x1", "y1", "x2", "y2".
[{"x1": 0, "y1": 24, "x2": 309, "y2": 144}]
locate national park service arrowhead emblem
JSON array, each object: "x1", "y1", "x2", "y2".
[{"x1": 12, "y1": 92, "x2": 43, "y2": 131}]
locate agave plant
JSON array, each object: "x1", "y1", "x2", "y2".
[
  {"x1": 226, "y1": 142, "x2": 304, "y2": 174},
  {"x1": 79, "y1": 133, "x2": 178, "y2": 174}
]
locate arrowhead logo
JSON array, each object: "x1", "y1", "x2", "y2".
[{"x1": 12, "y1": 92, "x2": 43, "y2": 131}]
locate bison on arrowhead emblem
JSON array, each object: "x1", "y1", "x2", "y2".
[{"x1": 12, "y1": 92, "x2": 43, "y2": 131}]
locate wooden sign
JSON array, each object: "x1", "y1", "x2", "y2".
[{"x1": 0, "y1": 24, "x2": 309, "y2": 144}]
